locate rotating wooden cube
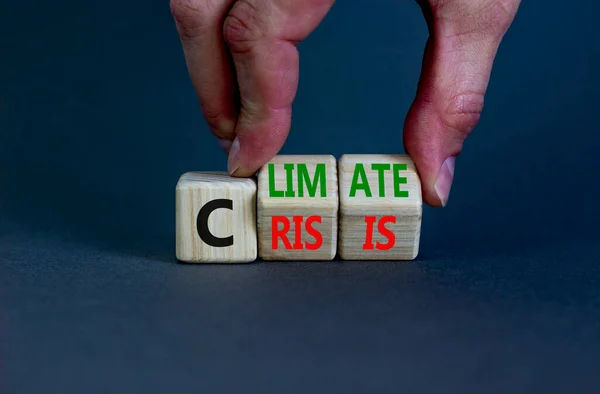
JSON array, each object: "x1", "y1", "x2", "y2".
[{"x1": 338, "y1": 154, "x2": 422, "y2": 260}]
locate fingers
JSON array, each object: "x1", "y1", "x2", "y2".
[
  {"x1": 170, "y1": 0, "x2": 238, "y2": 153},
  {"x1": 404, "y1": 0, "x2": 520, "y2": 206},
  {"x1": 223, "y1": 0, "x2": 335, "y2": 176}
]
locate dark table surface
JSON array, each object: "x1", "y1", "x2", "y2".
[{"x1": 3, "y1": 225, "x2": 600, "y2": 393}]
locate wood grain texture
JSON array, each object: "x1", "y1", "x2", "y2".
[
  {"x1": 176, "y1": 172, "x2": 257, "y2": 263},
  {"x1": 257, "y1": 155, "x2": 338, "y2": 261},
  {"x1": 338, "y1": 154, "x2": 422, "y2": 260}
]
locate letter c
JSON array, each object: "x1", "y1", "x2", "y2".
[{"x1": 196, "y1": 199, "x2": 233, "y2": 247}]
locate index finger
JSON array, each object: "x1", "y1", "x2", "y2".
[{"x1": 223, "y1": 0, "x2": 335, "y2": 176}]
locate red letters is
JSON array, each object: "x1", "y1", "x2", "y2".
[{"x1": 362, "y1": 216, "x2": 396, "y2": 250}]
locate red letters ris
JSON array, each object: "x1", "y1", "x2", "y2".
[{"x1": 271, "y1": 216, "x2": 323, "y2": 250}]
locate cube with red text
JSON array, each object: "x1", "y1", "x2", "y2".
[
  {"x1": 338, "y1": 154, "x2": 422, "y2": 260},
  {"x1": 257, "y1": 155, "x2": 339, "y2": 261}
]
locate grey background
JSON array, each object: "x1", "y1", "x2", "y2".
[{"x1": 2, "y1": 0, "x2": 600, "y2": 393}]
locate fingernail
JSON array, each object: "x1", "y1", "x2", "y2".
[
  {"x1": 434, "y1": 156, "x2": 456, "y2": 207},
  {"x1": 218, "y1": 138, "x2": 233, "y2": 154},
  {"x1": 228, "y1": 137, "x2": 240, "y2": 176}
]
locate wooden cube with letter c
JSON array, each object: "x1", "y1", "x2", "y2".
[
  {"x1": 338, "y1": 154, "x2": 422, "y2": 260},
  {"x1": 257, "y1": 155, "x2": 339, "y2": 261},
  {"x1": 176, "y1": 172, "x2": 257, "y2": 263}
]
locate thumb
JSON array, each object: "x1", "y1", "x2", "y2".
[{"x1": 404, "y1": 0, "x2": 520, "y2": 206}]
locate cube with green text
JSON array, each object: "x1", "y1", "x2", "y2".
[
  {"x1": 257, "y1": 155, "x2": 339, "y2": 261},
  {"x1": 338, "y1": 154, "x2": 422, "y2": 260}
]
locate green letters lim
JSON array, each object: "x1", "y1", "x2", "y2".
[{"x1": 268, "y1": 163, "x2": 327, "y2": 198}]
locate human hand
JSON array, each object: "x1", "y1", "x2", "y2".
[{"x1": 170, "y1": 0, "x2": 521, "y2": 207}]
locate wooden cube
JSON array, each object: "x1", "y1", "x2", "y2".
[
  {"x1": 176, "y1": 172, "x2": 257, "y2": 263},
  {"x1": 338, "y1": 154, "x2": 422, "y2": 260},
  {"x1": 257, "y1": 155, "x2": 338, "y2": 260}
]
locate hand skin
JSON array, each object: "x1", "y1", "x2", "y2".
[{"x1": 170, "y1": 0, "x2": 521, "y2": 207}]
